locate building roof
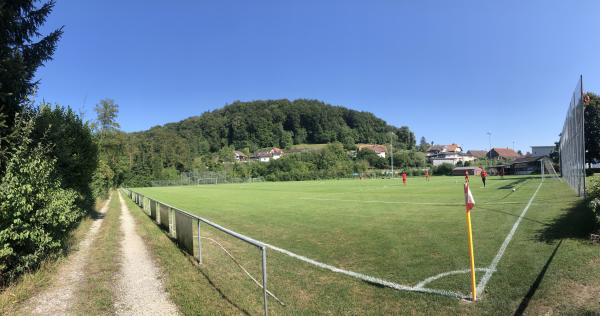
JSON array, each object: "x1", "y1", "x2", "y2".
[
  {"x1": 467, "y1": 150, "x2": 487, "y2": 158},
  {"x1": 234, "y1": 150, "x2": 247, "y2": 157},
  {"x1": 453, "y1": 166, "x2": 482, "y2": 171},
  {"x1": 446, "y1": 143, "x2": 462, "y2": 152},
  {"x1": 357, "y1": 144, "x2": 386, "y2": 154},
  {"x1": 492, "y1": 148, "x2": 519, "y2": 158},
  {"x1": 428, "y1": 145, "x2": 445, "y2": 152},
  {"x1": 512, "y1": 156, "x2": 544, "y2": 164}
]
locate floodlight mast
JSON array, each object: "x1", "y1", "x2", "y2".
[
  {"x1": 487, "y1": 132, "x2": 492, "y2": 167},
  {"x1": 390, "y1": 133, "x2": 394, "y2": 178}
]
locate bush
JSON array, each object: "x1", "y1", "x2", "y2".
[
  {"x1": 433, "y1": 163, "x2": 454, "y2": 176},
  {"x1": 587, "y1": 176, "x2": 600, "y2": 233},
  {"x1": 0, "y1": 117, "x2": 82, "y2": 284}
]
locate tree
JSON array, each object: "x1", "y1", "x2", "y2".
[
  {"x1": 585, "y1": 93, "x2": 600, "y2": 166},
  {"x1": 0, "y1": 0, "x2": 62, "y2": 173},
  {"x1": 94, "y1": 99, "x2": 120, "y2": 132},
  {"x1": 33, "y1": 103, "x2": 98, "y2": 208},
  {"x1": 418, "y1": 137, "x2": 431, "y2": 152}
]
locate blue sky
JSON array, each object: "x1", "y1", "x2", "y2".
[{"x1": 36, "y1": 0, "x2": 600, "y2": 153}]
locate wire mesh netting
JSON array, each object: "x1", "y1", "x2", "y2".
[{"x1": 559, "y1": 77, "x2": 586, "y2": 197}]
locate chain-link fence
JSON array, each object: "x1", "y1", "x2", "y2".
[
  {"x1": 150, "y1": 171, "x2": 264, "y2": 187},
  {"x1": 559, "y1": 76, "x2": 586, "y2": 197}
]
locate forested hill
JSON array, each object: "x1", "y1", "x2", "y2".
[{"x1": 143, "y1": 99, "x2": 416, "y2": 153}]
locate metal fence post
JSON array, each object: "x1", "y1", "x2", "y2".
[
  {"x1": 197, "y1": 220, "x2": 203, "y2": 264},
  {"x1": 261, "y1": 246, "x2": 268, "y2": 316}
]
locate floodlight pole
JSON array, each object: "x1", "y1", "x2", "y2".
[
  {"x1": 487, "y1": 132, "x2": 492, "y2": 167},
  {"x1": 390, "y1": 134, "x2": 394, "y2": 178}
]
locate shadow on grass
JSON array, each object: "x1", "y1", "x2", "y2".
[
  {"x1": 477, "y1": 205, "x2": 546, "y2": 225},
  {"x1": 152, "y1": 218, "x2": 253, "y2": 316},
  {"x1": 497, "y1": 177, "x2": 530, "y2": 190},
  {"x1": 536, "y1": 199, "x2": 596, "y2": 243},
  {"x1": 513, "y1": 240, "x2": 562, "y2": 316}
]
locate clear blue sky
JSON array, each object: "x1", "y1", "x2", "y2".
[{"x1": 36, "y1": 0, "x2": 600, "y2": 153}]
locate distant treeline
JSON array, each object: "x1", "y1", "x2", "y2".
[{"x1": 110, "y1": 99, "x2": 422, "y2": 186}]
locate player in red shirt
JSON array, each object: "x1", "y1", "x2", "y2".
[
  {"x1": 402, "y1": 171, "x2": 407, "y2": 186},
  {"x1": 480, "y1": 167, "x2": 488, "y2": 188}
]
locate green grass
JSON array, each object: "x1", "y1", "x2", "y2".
[
  {"x1": 72, "y1": 191, "x2": 122, "y2": 315},
  {"x1": 132, "y1": 176, "x2": 600, "y2": 315}
]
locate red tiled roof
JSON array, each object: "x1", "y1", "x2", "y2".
[{"x1": 492, "y1": 148, "x2": 519, "y2": 158}]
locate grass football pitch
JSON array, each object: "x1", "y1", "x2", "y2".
[{"x1": 133, "y1": 176, "x2": 599, "y2": 315}]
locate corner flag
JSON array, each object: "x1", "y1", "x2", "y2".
[
  {"x1": 464, "y1": 179, "x2": 477, "y2": 301},
  {"x1": 464, "y1": 182, "x2": 475, "y2": 211}
]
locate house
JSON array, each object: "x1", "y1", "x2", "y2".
[
  {"x1": 252, "y1": 147, "x2": 284, "y2": 163},
  {"x1": 427, "y1": 143, "x2": 463, "y2": 157},
  {"x1": 357, "y1": 144, "x2": 387, "y2": 158},
  {"x1": 511, "y1": 156, "x2": 544, "y2": 175},
  {"x1": 452, "y1": 166, "x2": 482, "y2": 176},
  {"x1": 488, "y1": 148, "x2": 519, "y2": 161},
  {"x1": 427, "y1": 144, "x2": 474, "y2": 166},
  {"x1": 431, "y1": 152, "x2": 476, "y2": 166},
  {"x1": 234, "y1": 151, "x2": 248, "y2": 162},
  {"x1": 466, "y1": 150, "x2": 487, "y2": 159},
  {"x1": 531, "y1": 146, "x2": 555, "y2": 157}
]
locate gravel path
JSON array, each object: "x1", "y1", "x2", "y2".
[
  {"x1": 19, "y1": 196, "x2": 112, "y2": 316},
  {"x1": 114, "y1": 191, "x2": 178, "y2": 316}
]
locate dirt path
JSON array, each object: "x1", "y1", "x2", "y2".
[
  {"x1": 19, "y1": 196, "x2": 113, "y2": 315},
  {"x1": 114, "y1": 191, "x2": 178, "y2": 316}
]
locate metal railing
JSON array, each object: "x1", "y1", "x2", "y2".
[{"x1": 121, "y1": 188, "x2": 270, "y2": 316}]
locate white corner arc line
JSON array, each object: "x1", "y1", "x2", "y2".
[
  {"x1": 476, "y1": 179, "x2": 544, "y2": 297},
  {"x1": 264, "y1": 242, "x2": 468, "y2": 300},
  {"x1": 415, "y1": 268, "x2": 493, "y2": 289}
]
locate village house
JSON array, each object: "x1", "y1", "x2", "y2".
[
  {"x1": 488, "y1": 148, "x2": 520, "y2": 161},
  {"x1": 427, "y1": 143, "x2": 475, "y2": 166},
  {"x1": 356, "y1": 144, "x2": 387, "y2": 158},
  {"x1": 234, "y1": 150, "x2": 248, "y2": 162},
  {"x1": 466, "y1": 150, "x2": 487, "y2": 159},
  {"x1": 252, "y1": 147, "x2": 284, "y2": 162}
]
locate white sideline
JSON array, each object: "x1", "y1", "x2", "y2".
[{"x1": 476, "y1": 178, "x2": 544, "y2": 297}]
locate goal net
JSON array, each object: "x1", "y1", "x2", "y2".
[
  {"x1": 559, "y1": 76, "x2": 586, "y2": 197},
  {"x1": 541, "y1": 157, "x2": 560, "y2": 180}
]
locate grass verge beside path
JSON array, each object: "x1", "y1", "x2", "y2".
[
  {"x1": 0, "y1": 198, "x2": 108, "y2": 315},
  {"x1": 122, "y1": 190, "x2": 246, "y2": 316},
  {"x1": 71, "y1": 191, "x2": 122, "y2": 315}
]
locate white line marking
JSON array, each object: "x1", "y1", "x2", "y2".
[
  {"x1": 265, "y1": 242, "x2": 469, "y2": 300},
  {"x1": 415, "y1": 268, "x2": 493, "y2": 289},
  {"x1": 476, "y1": 178, "x2": 544, "y2": 297}
]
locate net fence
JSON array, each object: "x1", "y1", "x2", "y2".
[
  {"x1": 559, "y1": 76, "x2": 586, "y2": 197},
  {"x1": 150, "y1": 171, "x2": 265, "y2": 187}
]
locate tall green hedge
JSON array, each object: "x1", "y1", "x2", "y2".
[{"x1": 0, "y1": 117, "x2": 81, "y2": 284}]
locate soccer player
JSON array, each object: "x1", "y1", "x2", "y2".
[
  {"x1": 424, "y1": 168, "x2": 430, "y2": 181},
  {"x1": 402, "y1": 171, "x2": 407, "y2": 186},
  {"x1": 480, "y1": 167, "x2": 488, "y2": 188}
]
